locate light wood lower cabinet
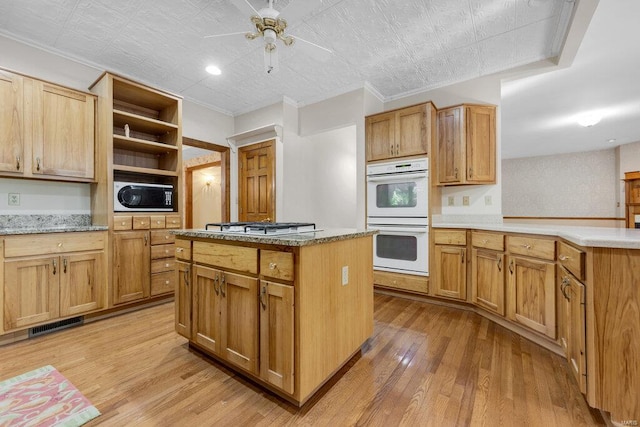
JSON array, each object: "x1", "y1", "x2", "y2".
[
  {"x1": 260, "y1": 280, "x2": 294, "y2": 394},
  {"x1": 192, "y1": 265, "x2": 259, "y2": 375},
  {"x1": 471, "y1": 249, "x2": 505, "y2": 315},
  {"x1": 175, "y1": 260, "x2": 191, "y2": 339},
  {"x1": 506, "y1": 255, "x2": 556, "y2": 339},
  {"x1": 112, "y1": 231, "x2": 150, "y2": 305},
  {"x1": 558, "y1": 267, "x2": 587, "y2": 394},
  {"x1": 433, "y1": 245, "x2": 467, "y2": 300},
  {"x1": 2, "y1": 232, "x2": 106, "y2": 332}
]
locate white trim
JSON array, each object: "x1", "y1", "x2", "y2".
[{"x1": 226, "y1": 123, "x2": 283, "y2": 152}]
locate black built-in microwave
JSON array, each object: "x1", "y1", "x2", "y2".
[{"x1": 113, "y1": 182, "x2": 174, "y2": 211}]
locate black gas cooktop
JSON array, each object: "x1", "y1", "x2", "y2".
[{"x1": 204, "y1": 222, "x2": 316, "y2": 235}]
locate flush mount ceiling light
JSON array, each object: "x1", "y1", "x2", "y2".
[
  {"x1": 204, "y1": 0, "x2": 332, "y2": 75},
  {"x1": 205, "y1": 65, "x2": 221, "y2": 75},
  {"x1": 576, "y1": 112, "x2": 602, "y2": 127}
]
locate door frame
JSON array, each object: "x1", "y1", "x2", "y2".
[
  {"x1": 183, "y1": 137, "x2": 230, "y2": 227},
  {"x1": 185, "y1": 160, "x2": 222, "y2": 228}
]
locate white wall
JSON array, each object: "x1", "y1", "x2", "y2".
[
  {"x1": 192, "y1": 167, "x2": 221, "y2": 228},
  {"x1": 182, "y1": 101, "x2": 233, "y2": 146},
  {"x1": 502, "y1": 148, "x2": 618, "y2": 217},
  {"x1": 0, "y1": 178, "x2": 90, "y2": 215}
]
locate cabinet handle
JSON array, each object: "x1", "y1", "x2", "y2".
[
  {"x1": 16, "y1": 156, "x2": 20, "y2": 171},
  {"x1": 52, "y1": 259, "x2": 57, "y2": 275},
  {"x1": 269, "y1": 262, "x2": 277, "y2": 270},
  {"x1": 559, "y1": 255, "x2": 570, "y2": 261},
  {"x1": 454, "y1": 168, "x2": 458, "y2": 179},
  {"x1": 497, "y1": 258, "x2": 502, "y2": 272},
  {"x1": 562, "y1": 279, "x2": 571, "y2": 301},
  {"x1": 36, "y1": 157, "x2": 41, "y2": 171},
  {"x1": 508, "y1": 259, "x2": 514, "y2": 274},
  {"x1": 63, "y1": 258, "x2": 67, "y2": 273},
  {"x1": 184, "y1": 267, "x2": 190, "y2": 286},
  {"x1": 521, "y1": 244, "x2": 531, "y2": 250},
  {"x1": 461, "y1": 251, "x2": 465, "y2": 264},
  {"x1": 144, "y1": 234, "x2": 148, "y2": 246},
  {"x1": 176, "y1": 247, "x2": 184, "y2": 252},
  {"x1": 220, "y1": 275, "x2": 226, "y2": 297},
  {"x1": 260, "y1": 285, "x2": 267, "y2": 310},
  {"x1": 213, "y1": 273, "x2": 220, "y2": 295},
  {"x1": 469, "y1": 168, "x2": 473, "y2": 178}
]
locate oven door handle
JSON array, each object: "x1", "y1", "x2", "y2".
[
  {"x1": 366, "y1": 172, "x2": 427, "y2": 182},
  {"x1": 369, "y1": 226, "x2": 428, "y2": 234}
]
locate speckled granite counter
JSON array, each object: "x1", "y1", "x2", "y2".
[
  {"x1": 171, "y1": 228, "x2": 376, "y2": 247},
  {"x1": 0, "y1": 214, "x2": 107, "y2": 235},
  {"x1": 432, "y1": 221, "x2": 640, "y2": 249}
]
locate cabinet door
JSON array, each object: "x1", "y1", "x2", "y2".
[
  {"x1": 506, "y1": 256, "x2": 556, "y2": 339},
  {"x1": 192, "y1": 266, "x2": 223, "y2": 354},
  {"x1": 558, "y1": 272, "x2": 570, "y2": 356},
  {"x1": 112, "y1": 231, "x2": 150, "y2": 305},
  {"x1": 565, "y1": 274, "x2": 587, "y2": 394},
  {"x1": 260, "y1": 280, "x2": 294, "y2": 394},
  {"x1": 395, "y1": 104, "x2": 427, "y2": 157},
  {"x1": 4, "y1": 257, "x2": 59, "y2": 330},
  {"x1": 0, "y1": 70, "x2": 24, "y2": 174},
  {"x1": 466, "y1": 106, "x2": 495, "y2": 183},
  {"x1": 471, "y1": 249, "x2": 505, "y2": 315},
  {"x1": 59, "y1": 252, "x2": 105, "y2": 317},
  {"x1": 366, "y1": 111, "x2": 395, "y2": 161},
  {"x1": 175, "y1": 261, "x2": 192, "y2": 339},
  {"x1": 32, "y1": 81, "x2": 95, "y2": 179},
  {"x1": 220, "y1": 271, "x2": 259, "y2": 374},
  {"x1": 433, "y1": 245, "x2": 467, "y2": 300},
  {"x1": 436, "y1": 107, "x2": 463, "y2": 184}
]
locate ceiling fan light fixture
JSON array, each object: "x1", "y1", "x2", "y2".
[{"x1": 205, "y1": 65, "x2": 222, "y2": 75}]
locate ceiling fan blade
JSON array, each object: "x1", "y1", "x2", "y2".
[
  {"x1": 279, "y1": 0, "x2": 317, "y2": 22},
  {"x1": 289, "y1": 33, "x2": 333, "y2": 62},
  {"x1": 204, "y1": 31, "x2": 249, "y2": 39},
  {"x1": 231, "y1": 0, "x2": 262, "y2": 18}
]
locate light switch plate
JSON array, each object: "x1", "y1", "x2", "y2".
[
  {"x1": 8, "y1": 193, "x2": 20, "y2": 206},
  {"x1": 448, "y1": 196, "x2": 455, "y2": 206},
  {"x1": 462, "y1": 196, "x2": 470, "y2": 206}
]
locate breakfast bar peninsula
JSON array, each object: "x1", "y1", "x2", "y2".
[{"x1": 171, "y1": 226, "x2": 375, "y2": 406}]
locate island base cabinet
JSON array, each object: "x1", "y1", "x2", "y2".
[
  {"x1": 506, "y1": 256, "x2": 556, "y2": 339},
  {"x1": 175, "y1": 261, "x2": 191, "y2": 339},
  {"x1": 192, "y1": 265, "x2": 259, "y2": 375},
  {"x1": 260, "y1": 280, "x2": 294, "y2": 394}
]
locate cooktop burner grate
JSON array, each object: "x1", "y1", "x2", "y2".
[{"x1": 205, "y1": 222, "x2": 316, "y2": 235}]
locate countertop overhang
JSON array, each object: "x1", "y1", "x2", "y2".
[{"x1": 0, "y1": 225, "x2": 108, "y2": 235}]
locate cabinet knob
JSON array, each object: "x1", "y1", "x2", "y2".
[
  {"x1": 165, "y1": 280, "x2": 170, "y2": 285},
  {"x1": 522, "y1": 244, "x2": 531, "y2": 250},
  {"x1": 122, "y1": 221, "x2": 126, "y2": 226},
  {"x1": 165, "y1": 249, "x2": 169, "y2": 254},
  {"x1": 482, "y1": 239, "x2": 488, "y2": 245},
  {"x1": 165, "y1": 235, "x2": 169, "y2": 239},
  {"x1": 176, "y1": 248, "x2": 184, "y2": 252},
  {"x1": 58, "y1": 242, "x2": 63, "y2": 248},
  {"x1": 559, "y1": 255, "x2": 570, "y2": 261},
  {"x1": 269, "y1": 262, "x2": 277, "y2": 270},
  {"x1": 157, "y1": 220, "x2": 162, "y2": 224},
  {"x1": 165, "y1": 263, "x2": 170, "y2": 268},
  {"x1": 140, "y1": 221, "x2": 145, "y2": 225}
]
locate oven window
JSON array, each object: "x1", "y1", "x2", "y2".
[
  {"x1": 376, "y1": 235, "x2": 417, "y2": 261},
  {"x1": 376, "y1": 182, "x2": 417, "y2": 208}
]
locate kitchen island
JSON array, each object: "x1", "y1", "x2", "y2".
[{"x1": 171, "y1": 228, "x2": 375, "y2": 406}]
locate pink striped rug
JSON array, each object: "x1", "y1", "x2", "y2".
[{"x1": 0, "y1": 365, "x2": 100, "y2": 427}]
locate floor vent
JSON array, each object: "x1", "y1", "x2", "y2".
[{"x1": 29, "y1": 317, "x2": 84, "y2": 338}]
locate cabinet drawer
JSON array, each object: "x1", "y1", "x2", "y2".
[
  {"x1": 165, "y1": 215, "x2": 181, "y2": 229},
  {"x1": 151, "y1": 258, "x2": 175, "y2": 274},
  {"x1": 260, "y1": 250, "x2": 294, "y2": 281},
  {"x1": 4, "y1": 232, "x2": 106, "y2": 258},
  {"x1": 472, "y1": 231, "x2": 504, "y2": 251},
  {"x1": 434, "y1": 229, "x2": 467, "y2": 245},
  {"x1": 114, "y1": 216, "x2": 132, "y2": 231},
  {"x1": 507, "y1": 235, "x2": 555, "y2": 261},
  {"x1": 558, "y1": 241, "x2": 585, "y2": 280},
  {"x1": 133, "y1": 216, "x2": 151, "y2": 230},
  {"x1": 150, "y1": 215, "x2": 166, "y2": 229},
  {"x1": 175, "y1": 239, "x2": 191, "y2": 261},
  {"x1": 151, "y1": 271, "x2": 175, "y2": 296},
  {"x1": 150, "y1": 230, "x2": 175, "y2": 245},
  {"x1": 193, "y1": 241, "x2": 258, "y2": 274},
  {"x1": 151, "y1": 244, "x2": 175, "y2": 260}
]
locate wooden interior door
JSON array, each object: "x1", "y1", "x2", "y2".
[{"x1": 239, "y1": 140, "x2": 275, "y2": 222}]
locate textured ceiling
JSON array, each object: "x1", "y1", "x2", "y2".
[{"x1": 0, "y1": 0, "x2": 574, "y2": 115}]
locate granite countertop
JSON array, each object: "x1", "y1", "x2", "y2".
[
  {"x1": 171, "y1": 228, "x2": 376, "y2": 247},
  {"x1": 0, "y1": 214, "x2": 108, "y2": 236},
  {"x1": 432, "y1": 221, "x2": 640, "y2": 249}
]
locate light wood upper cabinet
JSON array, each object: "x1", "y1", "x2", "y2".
[
  {"x1": 366, "y1": 103, "x2": 433, "y2": 161},
  {"x1": 0, "y1": 69, "x2": 24, "y2": 174},
  {"x1": 112, "y1": 231, "x2": 150, "y2": 305},
  {"x1": 436, "y1": 104, "x2": 496, "y2": 186},
  {"x1": 31, "y1": 81, "x2": 95, "y2": 179}
]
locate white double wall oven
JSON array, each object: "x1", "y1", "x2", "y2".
[{"x1": 366, "y1": 158, "x2": 429, "y2": 276}]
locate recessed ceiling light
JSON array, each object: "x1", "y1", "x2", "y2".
[
  {"x1": 576, "y1": 112, "x2": 602, "y2": 127},
  {"x1": 205, "y1": 65, "x2": 221, "y2": 75},
  {"x1": 607, "y1": 138, "x2": 617, "y2": 143}
]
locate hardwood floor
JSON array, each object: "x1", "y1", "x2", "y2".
[{"x1": 0, "y1": 294, "x2": 605, "y2": 426}]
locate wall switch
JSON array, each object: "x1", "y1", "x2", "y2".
[
  {"x1": 342, "y1": 266, "x2": 349, "y2": 286},
  {"x1": 485, "y1": 195, "x2": 492, "y2": 206},
  {"x1": 462, "y1": 196, "x2": 470, "y2": 206},
  {"x1": 8, "y1": 193, "x2": 20, "y2": 206},
  {"x1": 448, "y1": 196, "x2": 455, "y2": 206}
]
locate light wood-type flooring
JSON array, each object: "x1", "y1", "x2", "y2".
[{"x1": 0, "y1": 294, "x2": 605, "y2": 426}]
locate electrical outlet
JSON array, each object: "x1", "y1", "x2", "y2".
[
  {"x1": 462, "y1": 196, "x2": 470, "y2": 206},
  {"x1": 448, "y1": 196, "x2": 455, "y2": 206},
  {"x1": 485, "y1": 195, "x2": 492, "y2": 206},
  {"x1": 342, "y1": 266, "x2": 349, "y2": 286},
  {"x1": 8, "y1": 193, "x2": 20, "y2": 206}
]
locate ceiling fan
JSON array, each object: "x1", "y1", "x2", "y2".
[{"x1": 205, "y1": 0, "x2": 333, "y2": 74}]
